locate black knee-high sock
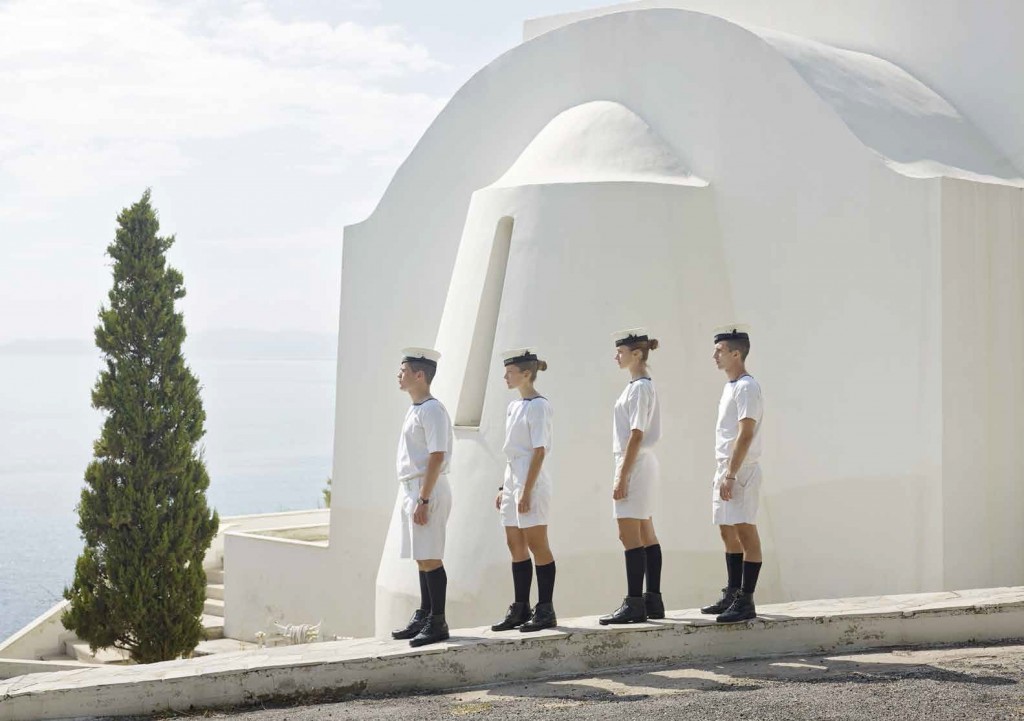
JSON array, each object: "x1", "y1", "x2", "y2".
[
  {"x1": 742, "y1": 561, "x2": 763, "y2": 595},
  {"x1": 425, "y1": 566, "x2": 447, "y2": 616},
  {"x1": 512, "y1": 559, "x2": 533, "y2": 604},
  {"x1": 726, "y1": 552, "x2": 744, "y2": 589},
  {"x1": 536, "y1": 561, "x2": 556, "y2": 605},
  {"x1": 644, "y1": 544, "x2": 662, "y2": 594},
  {"x1": 625, "y1": 547, "x2": 646, "y2": 598},
  {"x1": 418, "y1": 570, "x2": 430, "y2": 611}
]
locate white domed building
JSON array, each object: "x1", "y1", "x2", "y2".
[{"x1": 222, "y1": 0, "x2": 1024, "y2": 640}]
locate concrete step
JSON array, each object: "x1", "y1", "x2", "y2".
[
  {"x1": 202, "y1": 614, "x2": 225, "y2": 640},
  {"x1": 70, "y1": 643, "x2": 131, "y2": 665},
  {"x1": 5, "y1": 588, "x2": 1023, "y2": 721},
  {"x1": 205, "y1": 568, "x2": 224, "y2": 585},
  {"x1": 206, "y1": 582, "x2": 225, "y2": 601},
  {"x1": 38, "y1": 653, "x2": 88, "y2": 664},
  {"x1": 192, "y1": 638, "x2": 258, "y2": 657},
  {"x1": 57, "y1": 630, "x2": 80, "y2": 655},
  {"x1": 203, "y1": 598, "x2": 225, "y2": 617},
  {"x1": 0, "y1": 658, "x2": 96, "y2": 680}
]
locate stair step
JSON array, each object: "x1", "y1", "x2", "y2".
[
  {"x1": 192, "y1": 638, "x2": 258, "y2": 657},
  {"x1": 205, "y1": 568, "x2": 224, "y2": 585},
  {"x1": 206, "y1": 582, "x2": 225, "y2": 601},
  {"x1": 202, "y1": 614, "x2": 225, "y2": 640},
  {"x1": 204, "y1": 598, "x2": 225, "y2": 617},
  {"x1": 39, "y1": 653, "x2": 87, "y2": 664},
  {"x1": 58, "y1": 618, "x2": 229, "y2": 662},
  {"x1": 71, "y1": 643, "x2": 131, "y2": 664}
]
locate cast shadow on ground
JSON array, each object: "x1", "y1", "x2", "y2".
[{"x1": 475, "y1": 641, "x2": 1018, "y2": 703}]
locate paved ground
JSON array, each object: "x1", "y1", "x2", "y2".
[{"x1": 114, "y1": 642, "x2": 1024, "y2": 721}]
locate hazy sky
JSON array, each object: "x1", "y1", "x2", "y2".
[{"x1": 0, "y1": 0, "x2": 615, "y2": 345}]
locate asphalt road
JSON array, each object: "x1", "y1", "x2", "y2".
[{"x1": 117, "y1": 643, "x2": 1024, "y2": 721}]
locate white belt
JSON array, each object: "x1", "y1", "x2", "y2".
[
  {"x1": 400, "y1": 473, "x2": 448, "y2": 487},
  {"x1": 614, "y1": 448, "x2": 654, "y2": 458},
  {"x1": 716, "y1": 460, "x2": 759, "y2": 469}
]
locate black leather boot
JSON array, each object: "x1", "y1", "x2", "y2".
[
  {"x1": 491, "y1": 602, "x2": 531, "y2": 631},
  {"x1": 391, "y1": 608, "x2": 429, "y2": 640},
  {"x1": 599, "y1": 596, "x2": 647, "y2": 625},
  {"x1": 701, "y1": 587, "x2": 739, "y2": 615},
  {"x1": 520, "y1": 603, "x2": 557, "y2": 632},
  {"x1": 409, "y1": 614, "x2": 450, "y2": 647},
  {"x1": 644, "y1": 591, "x2": 665, "y2": 620},
  {"x1": 716, "y1": 590, "x2": 756, "y2": 623}
]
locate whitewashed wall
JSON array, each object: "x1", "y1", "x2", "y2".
[
  {"x1": 0, "y1": 602, "x2": 68, "y2": 662},
  {"x1": 320, "y1": 9, "x2": 1022, "y2": 638},
  {"x1": 222, "y1": 532, "x2": 330, "y2": 642},
  {"x1": 525, "y1": 1, "x2": 1024, "y2": 176},
  {"x1": 938, "y1": 179, "x2": 1024, "y2": 589}
]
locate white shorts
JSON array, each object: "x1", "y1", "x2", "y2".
[
  {"x1": 397, "y1": 475, "x2": 452, "y2": 560},
  {"x1": 499, "y1": 459, "x2": 551, "y2": 529},
  {"x1": 613, "y1": 452, "x2": 659, "y2": 520},
  {"x1": 712, "y1": 463, "x2": 761, "y2": 525}
]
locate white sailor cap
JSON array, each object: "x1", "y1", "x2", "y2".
[
  {"x1": 612, "y1": 327, "x2": 650, "y2": 347},
  {"x1": 713, "y1": 324, "x2": 751, "y2": 343},
  {"x1": 401, "y1": 347, "x2": 441, "y2": 367},
  {"x1": 501, "y1": 348, "x2": 540, "y2": 366}
]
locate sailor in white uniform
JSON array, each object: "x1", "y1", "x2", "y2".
[
  {"x1": 599, "y1": 328, "x2": 666, "y2": 625},
  {"x1": 389, "y1": 347, "x2": 455, "y2": 647},
  {"x1": 701, "y1": 325, "x2": 765, "y2": 624},
  {"x1": 490, "y1": 348, "x2": 558, "y2": 633}
]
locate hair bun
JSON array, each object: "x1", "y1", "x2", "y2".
[
  {"x1": 537, "y1": 360, "x2": 548, "y2": 372},
  {"x1": 648, "y1": 338, "x2": 660, "y2": 351}
]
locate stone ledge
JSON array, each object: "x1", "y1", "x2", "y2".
[{"x1": 1, "y1": 587, "x2": 1022, "y2": 721}]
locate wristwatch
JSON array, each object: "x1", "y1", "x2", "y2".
[{"x1": 417, "y1": 497, "x2": 430, "y2": 505}]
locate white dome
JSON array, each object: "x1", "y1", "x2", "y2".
[{"x1": 491, "y1": 100, "x2": 707, "y2": 187}]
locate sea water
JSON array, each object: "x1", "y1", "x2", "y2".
[{"x1": 0, "y1": 352, "x2": 335, "y2": 641}]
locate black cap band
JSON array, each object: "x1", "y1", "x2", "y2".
[
  {"x1": 403, "y1": 356, "x2": 437, "y2": 367},
  {"x1": 503, "y1": 352, "x2": 538, "y2": 366},
  {"x1": 614, "y1": 334, "x2": 649, "y2": 347},
  {"x1": 714, "y1": 330, "x2": 749, "y2": 343}
]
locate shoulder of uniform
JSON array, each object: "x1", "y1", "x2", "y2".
[
  {"x1": 422, "y1": 398, "x2": 449, "y2": 416},
  {"x1": 630, "y1": 377, "x2": 654, "y2": 392},
  {"x1": 529, "y1": 396, "x2": 552, "y2": 413}
]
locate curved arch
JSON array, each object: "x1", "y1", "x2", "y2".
[{"x1": 362, "y1": 8, "x2": 1018, "y2": 230}]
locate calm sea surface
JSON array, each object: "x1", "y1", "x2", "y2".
[{"x1": 0, "y1": 353, "x2": 335, "y2": 641}]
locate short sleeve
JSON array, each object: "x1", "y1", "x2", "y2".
[
  {"x1": 527, "y1": 399, "x2": 553, "y2": 450},
  {"x1": 735, "y1": 382, "x2": 762, "y2": 422},
  {"x1": 628, "y1": 382, "x2": 655, "y2": 433},
  {"x1": 421, "y1": 402, "x2": 450, "y2": 454}
]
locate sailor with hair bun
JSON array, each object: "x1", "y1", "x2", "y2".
[
  {"x1": 490, "y1": 348, "x2": 558, "y2": 633},
  {"x1": 600, "y1": 328, "x2": 665, "y2": 625}
]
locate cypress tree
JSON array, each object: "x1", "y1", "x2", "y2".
[{"x1": 63, "y1": 190, "x2": 219, "y2": 663}]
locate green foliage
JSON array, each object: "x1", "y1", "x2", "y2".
[{"x1": 63, "y1": 190, "x2": 219, "y2": 664}]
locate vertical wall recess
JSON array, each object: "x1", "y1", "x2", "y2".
[{"x1": 455, "y1": 216, "x2": 514, "y2": 426}]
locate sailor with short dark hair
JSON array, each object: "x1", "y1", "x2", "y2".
[
  {"x1": 490, "y1": 348, "x2": 558, "y2": 633},
  {"x1": 600, "y1": 328, "x2": 665, "y2": 625},
  {"x1": 701, "y1": 325, "x2": 765, "y2": 623},
  {"x1": 390, "y1": 347, "x2": 455, "y2": 646}
]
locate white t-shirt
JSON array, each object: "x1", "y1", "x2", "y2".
[
  {"x1": 715, "y1": 375, "x2": 763, "y2": 463},
  {"x1": 396, "y1": 398, "x2": 453, "y2": 482},
  {"x1": 503, "y1": 396, "x2": 553, "y2": 460},
  {"x1": 613, "y1": 377, "x2": 661, "y2": 454}
]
